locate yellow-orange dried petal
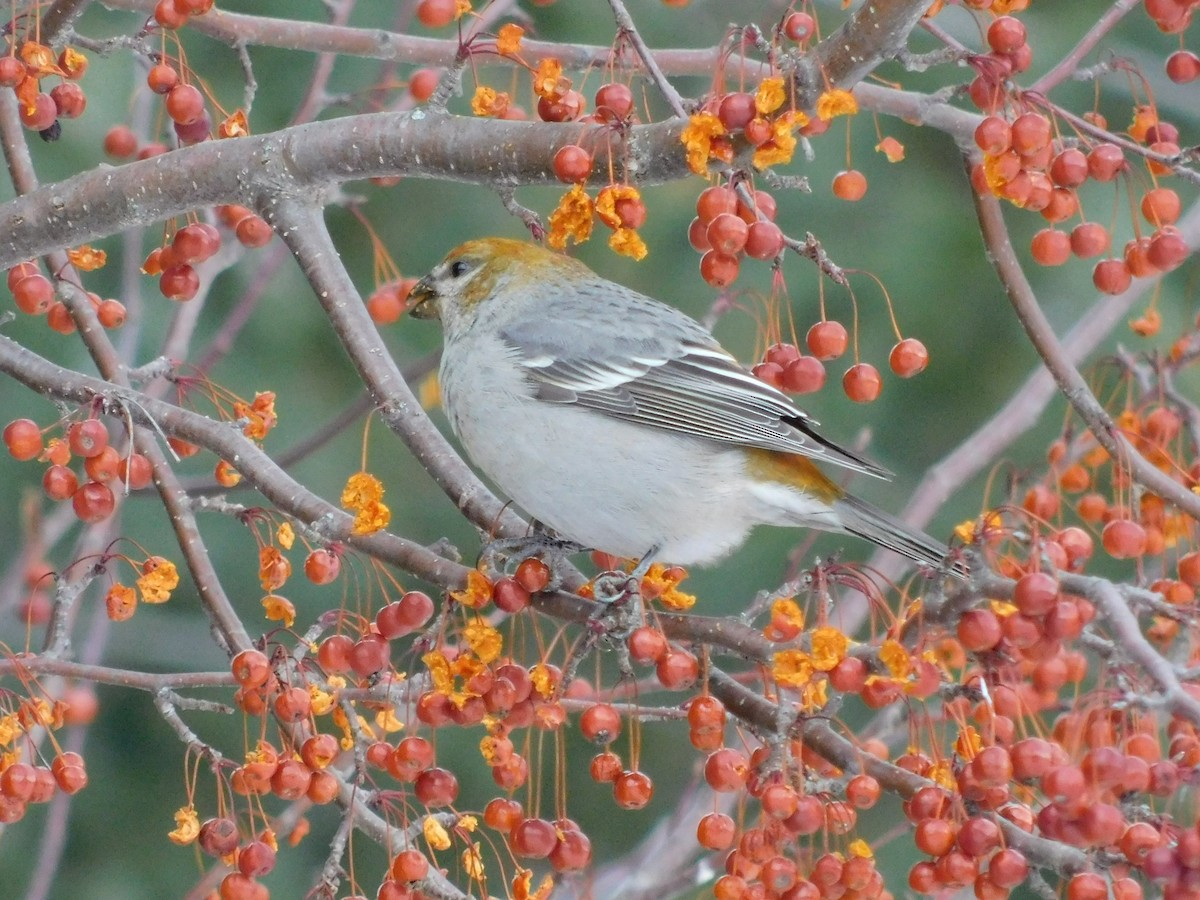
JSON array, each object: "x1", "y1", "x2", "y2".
[
  {"x1": 547, "y1": 185, "x2": 594, "y2": 250},
  {"x1": 497, "y1": 23, "x2": 524, "y2": 56},
  {"x1": 262, "y1": 593, "x2": 296, "y2": 628},
  {"x1": 67, "y1": 245, "x2": 106, "y2": 271}
]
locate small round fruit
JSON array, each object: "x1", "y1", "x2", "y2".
[
  {"x1": 552, "y1": 145, "x2": 592, "y2": 183},
  {"x1": 832, "y1": 170, "x2": 867, "y2": 201},
  {"x1": 72, "y1": 481, "x2": 115, "y2": 522},
  {"x1": 4, "y1": 419, "x2": 42, "y2": 460},
  {"x1": 888, "y1": 338, "x2": 928, "y2": 377},
  {"x1": 842, "y1": 363, "x2": 882, "y2": 402},
  {"x1": 806, "y1": 320, "x2": 848, "y2": 360},
  {"x1": 783, "y1": 11, "x2": 815, "y2": 42}
]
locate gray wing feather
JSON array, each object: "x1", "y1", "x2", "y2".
[{"x1": 499, "y1": 287, "x2": 889, "y2": 478}]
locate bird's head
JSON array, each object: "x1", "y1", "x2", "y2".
[{"x1": 408, "y1": 237, "x2": 589, "y2": 334}]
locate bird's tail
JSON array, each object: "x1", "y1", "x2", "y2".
[{"x1": 833, "y1": 494, "x2": 965, "y2": 577}]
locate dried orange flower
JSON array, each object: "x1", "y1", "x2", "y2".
[
  {"x1": 533, "y1": 58, "x2": 568, "y2": 99},
  {"x1": 681, "y1": 112, "x2": 726, "y2": 175},
  {"x1": 772, "y1": 649, "x2": 814, "y2": 687},
  {"x1": 262, "y1": 593, "x2": 296, "y2": 628},
  {"x1": 235, "y1": 391, "x2": 277, "y2": 441},
  {"x1": 608, "y1": 227, "x2": 648, "y2": 262},
  {"x1": 530, "y1": 663, "x2": 557, "y2": 698},
  {"x1": 424, "y1": 815, "x2": 452, "y2": 851},
  {"x1": 471, "y1": 85, "x2": 510, "y2": 118},
  {"x1": 1130, "y1": 308, "x2": 1161, "y2": 337},
  {"x1": 848, "y1": 838, "x2": 874, "y2": 859},
  {"x1": 496, "y1": 23, "x2": 524, "y2": 55},
  {"x1": 816, "y1": 88, "x2": 858, "y2": 120},
  {"x1": 463, "y1": 842, "x2": 485, "y2": 879},
  {"x1": 772, "y1": 598, "x2": 805, "y2": 631},
  {"x1": 67, "y1": 245, "x2": 106, "y2": 271},
  {"x1": 463, "y1": 617, "x2": 502, "y2": 663},
  {"x1": 276, "y1": 521, "x2": 295, "y2": 549},
  {"x1": 137, "y1": 556, "x2": 179, "y2": 603},
  {"x1": 341, "y1": 471, "x2": 391, "y2": 534},
  {"x1": 218, "y1": 110, "x2": 249, "y2": 138},
  {"x1": 451, "y1": 569, "x2": 493, "y2": 609},
  {"x1": 810, "y1": 626, "x2": 849, "y2": 671},
  {"x1": 755, "y1": 76, "x2": 787, "y2": 116},
  {"x1": 879, "y1": 639, "x2": 911, "y2": 680},
  {"x1": 58, "y1": 48, "x2": 88, "y2": 78},
  {"x1": 875, "y1": 136, "x2": 905, "y2": 161},
  {"x1": 259, "y1": 545, "x2": 291, "y2": 591},
  {"x1": 547, "y1": 185, "x2": 594, "y2": 250},
  {"x1": 513, "y1": 869, "x2": 555, "y2": 900},
  {"x1": 106, "y1": 583, "x2": 137, "y2": 621},
  {"x1": 168, "y1": 805, "x2": 200, "y2": 845}
]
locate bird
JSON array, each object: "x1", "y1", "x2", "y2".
[{"x1": 407, "y1": 237, "x2": 955, "y2": 574}]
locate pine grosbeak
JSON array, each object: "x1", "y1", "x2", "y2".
[{"x1": 409, "y1": 238, "x2": 952, "y2": 571}]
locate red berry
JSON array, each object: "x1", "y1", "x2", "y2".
[
  {"x1": 1049, "y1": 148, "x2": 1088, "y2": 188},
  {"x1": 781, "y1": 356, "x2": 826, "y2": 394},
  {"x1": 68, "y1": 420, "x2": 109, "y2": 458},
  {"x1": 72, "y1": 481, "x2": 115, "y2": 522},
  {"x1": 1010, "y1": 113, "x2": 1051, "y2": 156},
  {"x1": 416, "y1": 0, "x2": 457, "y2": 28},
  {"x1": 1166, "y1": 50, "x2": 1200, "y2": 83},
  {"x1": 1086, "y1": 143, "x2": 1125, "y2": 181},
  {"x1": 717, "y1": 92, "x2": 756, "y2": 131},
  {"x1": 695, "y1": 186, "x2": 738, "y2": 222},
  {"x1": 552, "y1": 145, "x2": 592, "y2": 183},
  {"x1": 1147, "y1": 227, "x2": 1188, "y2": 271},
  {"x1": 19, "y1": 94, "x2": 57, "y2": 131},
  {"x1": 147, "y1": 63, "x2": 179, "y2": 94},
  {"x1": 160, "y1": 265, "x2": 200, "y2": 301},
  {"x1": 842, "y1": 363, "x2": 882, "y2": 403},
  {"x1": 42, "y1": 464, "x2": 78, "y2": 500},
  {"x1": 4, "y1": 419, "x2": 42, "y2": 460},
  {"x1": 235, "y1": 216, "x2": 273, "y2": 248},
  {"x1": 705, "y1": 213, "x2": 749, "y2": 255},
  {"x1": 1140, "y1": 187, "x2": 1181, "y2": 226},
  {"x1": 806, "y1": 320, "x2": 848, "y2": 360},
  {"x1": 613, "y1": 770, "x2": 653, "y2": 809},
  {"x1": 783, "y1": 12, "x2": 815, "y2": 42},
  {"x1": 50, "y1": 83, "x2": 86, "y2": 118},
  {"x1": 1102, "y1": 519, "x2": 1147, "y2": 559},
  {"x1": 1092, "y1": 259, "x2": 1131, "y2": 295},
  {"x1": 594, "y1": 82, "x2": 633, "y2": 121},
  {"x1": 986, "y1": 16, "x2": 1026, "y2": 54},
  {"x1": 0, "y1": 56, "x2": 25, "y2": 88},
  {"x1": 973, "y1": 116, "x2": 1011, "y2": 155},
  {"x1": 744, "y1": 220, "x2": 784, "y2": 259},
  {"x1": 699, "y1": 251, "x2": 739, "y2": 288},
  {"x1": 165, "y1": 84, "x2": 205, "y2": 125},
  {"x1": 1030, "y1": 228, "x2": 1071, "y2": 266},
  {"x1": 888, "y1": 338, "x2": 928, "y2": 377},
  {"x1": 1069, "y1": 222, "x2": 1110, "y2": 258},
  {"x1": 408, "y1": 68, "x2": 440, "y2": 101}
]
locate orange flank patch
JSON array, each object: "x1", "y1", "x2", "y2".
[{"x1": 744, "y1": 449, "x2": 844, "y2": 504}]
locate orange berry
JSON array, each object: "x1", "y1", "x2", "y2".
[{"x1": 832, "y1": 169, "x2": 867, "y2": 201}]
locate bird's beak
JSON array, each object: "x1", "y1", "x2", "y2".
[{"x1": 406, "y1": 277, "x2": 439, "y2": 320}]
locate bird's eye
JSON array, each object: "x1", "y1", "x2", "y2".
[{"x1": 449, "y1": 260, "x2": 471, "y2": 278}]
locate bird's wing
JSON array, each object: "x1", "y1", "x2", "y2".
[{"x1": 500, "y1": 309, "x2": 890, "y2": 479}]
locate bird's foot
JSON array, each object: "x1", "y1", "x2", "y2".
[{"x1": 478, "y1": 527, "x2": 585, "y2": 589}]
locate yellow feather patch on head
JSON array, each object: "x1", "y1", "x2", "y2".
[
  {"x1": 744, "y1": 449, "x2": 844, "y2": 503},
  {"x1": 444, "y1": 238, "x2": 591, "y2": 309}
]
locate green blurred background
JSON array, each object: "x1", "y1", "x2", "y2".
[{"x1": 0, "y1": 0, "x2": 1195, "y2": 896}]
